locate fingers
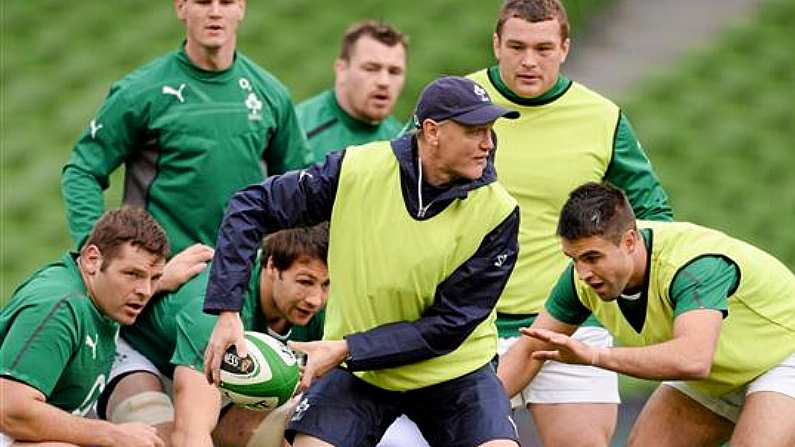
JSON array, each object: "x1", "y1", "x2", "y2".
[
  {"x1": 299, "y1": 366, "x2": 314, "y2": 392},
  {"x1": 287, "y1": 340, "x2": 308, "y2": 354},
  {"x1": 521, "y1": 327, "x2": 569, "y2": 346},
  {"x1": 204, "y1": 343, "x2": 223, "y2": 385},
  {"x1": 532, "y1": 350, "x2": 561, "y2": 362},
  {"x1": 235, "y1": 336, "x2": 248, "y2": 359}
]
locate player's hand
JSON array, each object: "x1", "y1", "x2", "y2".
[
  {"x1": 108, "y1": 422, "x2": 165, "y2": 447},
  {"x1": 204, "y1": 311, "x2": 246, "y2": 385},
  {"x1": 521, "y1": 327, "x2": 595, "y2": 365},
  {"x1": 288, "y1": 340, "x2": 349, "y2": 391},
  {"x1": 156, "y1": 243, "x2": 214, "y2": 293}
]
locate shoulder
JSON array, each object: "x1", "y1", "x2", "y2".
[
  {"x1": 296, "y1": 90, "x2": 333, "y2": 119},
  {"x1": 235, "y1": 53, "x2": 292, "y2": 97},
  {"x1": 110, "y1": 51, "x2": 180, "y2": 97},
  {"x1": 567, "y1": 80, "x2": 621, "y2": 110}
]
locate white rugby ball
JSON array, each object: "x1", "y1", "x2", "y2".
[{"x1": 219, "y1": 331, "x2": 300, "y2": 411}]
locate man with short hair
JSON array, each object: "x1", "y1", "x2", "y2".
[
  {"x1": 202, "y1": 76, "x2": 522, "y2": 447},
  {"x1": 0, "y1": 208, "x2": 169, "y2": 447},
  {"x1": 62, "y1": 0, "x2": 312, "y2": 253},
  {"x1": 98, "y1": 225, "x2": 330, "y2": 447},
  {"x1": 467, "y1": 1, "x2": 672, "y2": 445},
  {"x1": 297, "y1": 20, "x2": 407, "y2": 162},
  {"x1": 501, "y1": 182, "x2": 795, "y2": 447}
]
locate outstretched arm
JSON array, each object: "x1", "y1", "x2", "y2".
[
  {"x1": 528, "y1": 309, "x2": 722, "y2": 380},
  {"x1": 0, "y1": 378, "x2": 163, "y2": 447},
  {"x1": 497, "y1": 311, "x2": 578, "y2": 398}
]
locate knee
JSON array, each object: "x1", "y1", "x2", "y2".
[{"x1": 110, "y1": 390, "x2": 175, "y2": 427}]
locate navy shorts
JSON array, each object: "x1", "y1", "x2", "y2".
[{"x1": 286, "y1": 364, "x2": 518, "y2": 447}]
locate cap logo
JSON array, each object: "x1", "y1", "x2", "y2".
[{"x1": 474, "y1": 85, "x2": 489, "y2": 102}]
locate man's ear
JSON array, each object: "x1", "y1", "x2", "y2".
[
  {"x1": 492, "y1": 32, "x2": 501, "y2": 61},
  {"x1": 174, "y1": 0, "x2": 186, "y2": 21},
  {"x1": 560, "y1": 37, "x2": 571, "y2": 64},
  {"x1": 82, "y1": 245, "x2": 103, "y2": 275},
  {"x1": 624, "y1": 228, "x2": 638, "y2": 253}
]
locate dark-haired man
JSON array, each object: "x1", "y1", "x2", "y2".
[
  {"x1": 467, "y1": 1, "x2": 672, "y2": 445},
  {"x1": 297, "y1": 20, "x2": 407, "y2": 162},
  {"x1": 203, "y1": 76, "x2": 522, "y2": 447},
  {"x1": 502, "y1": 182, "x2": 795, "y2": 447},
  {"x1": 99, "y1": 225, "x2": 329, "y2": 447},
  {"x1": 0, "y1": 208, "x2": 169, "y2": 447}
]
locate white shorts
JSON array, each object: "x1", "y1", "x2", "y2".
[
  {"x1": 0, "y1": 432, "x2": 13, "y2": 446},
  {"x1": 499, "y1": 326, "x2": 620, "y2": 408},
  {"x1": 664, "y1": 350, "x2": 795, "y2": 423},
  {"x1": 110, "y1": 337, "x2": 173, "y2": 392},
  {"x1": 376, "y1": 415, "x2": 430, "y2": 447}
]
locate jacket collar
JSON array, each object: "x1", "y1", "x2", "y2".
[{"x1": 389, "y1": 132, "x2": 499, "y2": 219}]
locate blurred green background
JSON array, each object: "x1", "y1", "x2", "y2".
[{"x1": 2, "y1": 0, "x2": 794, "y2": 445}]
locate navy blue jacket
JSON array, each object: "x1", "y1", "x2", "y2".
[{"x1": 204, "y1": 133, "x2": 520, "y2": 371}]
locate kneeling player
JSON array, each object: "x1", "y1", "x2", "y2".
[
  {"x1": 0, "y1": 208, "x2": 169, "y2": 446},
  {"x1": 99, "y1": 225, "x2": 329, "y2": 447}
]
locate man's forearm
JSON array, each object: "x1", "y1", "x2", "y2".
[
  {"x1": 3, "y1": 399, "x2": 119, "y2": 446},
  {"x1": 62, "y1": 165, "x2": 105, "y2": 247},
  {"x1": 172, "y1": 366, "x2": 221, "y2": 447},
  {"x1": 497, "y1": 336, "x2": 545, "y2": 397},
  {"x1": 596, "y1": 338, "x2": 712, "y2": 381}
]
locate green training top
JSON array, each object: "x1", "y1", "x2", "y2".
[
  {"x1": 296, "y1": 89, "x2": 403, "y2": 162},
  {"x1": 62, "y1": 46, "x2": 312, "y2": 253},
  {"x1": 468, "y1": 67, "x2": 672, "y2": 337},
  {"x1": 122, "y1": 256, "x2": 323, "y2": 377},
  {"x1": 0, "y1": 253, "x2": 119, "y2": 416},
  {"x1": 548, "y1": 221, "x2": 795, "y2": 396}
]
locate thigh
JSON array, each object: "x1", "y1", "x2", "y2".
[
  {"x1": 628, "y1": 384, "x2": 732, "y2": 447},
  {"x1": 215, "y1": 397, "x2": 298, "y2": 447},
  {"x1": 525, "y1": 327, "x2": 618, "y2": 447},
  {"x1": 286, "y1": 368, "x2": 401, "y2": 447},
  {"x1": 732, "y1": 352, "x2": 795, "y2": 447},
  {"x1": 406, "y1": 365, "x2": 518, "y2": 447},
  {"x1": 529, "y1": 403, "x2": 616, "y2": 447}
]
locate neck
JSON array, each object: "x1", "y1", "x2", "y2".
[
  {"x1": 258, "y1": 270, "x2": 291, "y2": 335},
  {"x1": 416, "y1": 140, "x2": 452, "y2": 187},
  {"x1": 333, "y1": 88, "x2": 378, "y2": 125},
  {"x1": 627, "y1": 238, "x2": 648, "y2": 291},
  {"x1": 184, "y1": 40, "x2": 235, "y2": 71}
]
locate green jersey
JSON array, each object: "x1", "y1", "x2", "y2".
[
  {"x1": 296, "y1": 89, "x2": 403, "y2": 162},
  {"x1": 468, "y1": 67, "x2": 672, "y2": 337},
  {"x1": 63, "y1": 46, "x2": 312, "y2": 253},
  {"x1": 0, "y1": 253, "x2": 119, "y2": 416},
  {"x1": 122, "y1": 256, "x2": 324, "y2": 376}
]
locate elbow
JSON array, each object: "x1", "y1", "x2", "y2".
[
  {"x1": 0, "y1": 405, "x2": 33, "y2": 439},
  {"x1": 679, "y1": 357, "x2": 713, "y2": 380}
]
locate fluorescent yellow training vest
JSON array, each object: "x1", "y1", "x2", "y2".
[
  {"x1": 468, "y1": 69, "x2": 619, "y2": 315},
  {"x1": 325, "y1": 142, "x2": 517, "y2": 391},
  {"x1": 574, "y1": 221, "x2": 795, "y2": 396}
]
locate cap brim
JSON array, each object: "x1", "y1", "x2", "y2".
[{"x1": 451, "y1": 104, "x2": 520, "y2": 125}]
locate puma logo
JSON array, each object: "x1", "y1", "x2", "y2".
[
  {"x1": 85, "y1": 334, "x2": 98, "y2": 360},
  {"x1": 89, "y1": 119, "x2": 103, "y2": 139},
  {"x1": 162, "y1": 83, "x2": 187, "y2": 103},
  {"x1": 494, "y1": 254, "x2": 508, "y2": 267}
]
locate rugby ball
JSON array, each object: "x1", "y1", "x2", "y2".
[{"x1": 219, "y1": 331, "x2": 300, "y2": 411}]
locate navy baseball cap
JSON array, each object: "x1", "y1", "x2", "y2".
[{"x1": 413, "y1": 76, "x2": 519, "y2": 128}]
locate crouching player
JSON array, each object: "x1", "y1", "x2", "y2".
[
  {"x1": 98, "y1": 225, "x2": 329, "y2": 447},
  {"x1": 0, "y1": 208, "x2": 169, "y2": 446},
  {"x1": 501, "y1": 183, "x2": 795, "y2": 446}
]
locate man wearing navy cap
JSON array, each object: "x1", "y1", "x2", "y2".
[{"x1": 201, "y1": 76, "x2": 522, "y2": 447}]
